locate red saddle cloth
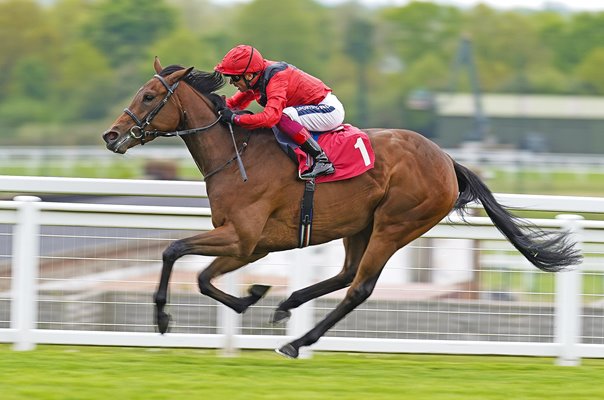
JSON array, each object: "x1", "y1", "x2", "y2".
[{"x1": 294, "y1": 124, "x2": 375, "y2": 183}]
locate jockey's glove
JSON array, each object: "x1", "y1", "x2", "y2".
[{"x1": 218, "y1": 107, "x2": 237, "y2": 125}]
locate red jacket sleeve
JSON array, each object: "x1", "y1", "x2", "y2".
[{"x1": 236, "y1": 74, "x2": 288, "y2": 130}]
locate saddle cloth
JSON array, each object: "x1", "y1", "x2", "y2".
[{"x1": 273, "y1": 124, "x2": 375, "y2": 183}]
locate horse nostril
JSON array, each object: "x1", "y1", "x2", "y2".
[{"x1": 103, "y1": 130, "x2": 119, "y2": 144}]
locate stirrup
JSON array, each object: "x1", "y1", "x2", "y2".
[{"x1": 300, "y1": 161, "x2": 335, "y2": 180}]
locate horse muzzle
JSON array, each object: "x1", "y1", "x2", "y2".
[{"x1": 102, "y1": 129, "x2": 129, "y2": 154}]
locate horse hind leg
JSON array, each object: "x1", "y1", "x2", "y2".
[
  {"x1": 276, "y1": 222, "x2": 434, "y2": 359},
  {"x1": 271, "y1": 226, "x2": 372, "y2": 325},
  {"x1": 197, "y1": 254, "x2": 270, "y2": 314}
]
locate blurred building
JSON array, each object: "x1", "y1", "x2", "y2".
[{"x1": 434, "y1": 93, "x2": 604, "y2": 154}]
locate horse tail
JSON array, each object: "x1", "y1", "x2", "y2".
[{"x1": 452, "y1": 160, "x2": 582, "y2": 272}]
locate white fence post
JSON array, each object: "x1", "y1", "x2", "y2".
[
  {"x1": 554, "y1": 214, "x2": 583, "y2": 366},
  {"x1": 287, "y1": 248, "x2": 315, "y2": 359},
  {"x1": 10, "y1": 196, "x2": 41, "y2": 351},
  {"x1": 218, "y1": 269, "x2": 241, "y2": 357}
]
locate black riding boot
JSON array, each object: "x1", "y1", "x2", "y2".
[{"x1": 299, "y1": 137, "x2": 335, "y2": 179}]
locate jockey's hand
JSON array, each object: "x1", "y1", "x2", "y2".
[{"x1": 217, "y1": 107, "x2": 237, "y2": 125}]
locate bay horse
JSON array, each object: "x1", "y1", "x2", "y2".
[{"x1": 102, "y1": 58, "x2": 581, "y2": 358}]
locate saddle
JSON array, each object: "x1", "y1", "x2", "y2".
[
  {"x1": 272, "y1": 124, "x2": 375, "y2": 183},
  {"x1": 272, "y1": 124, "x2": 376, "y2": 247}
]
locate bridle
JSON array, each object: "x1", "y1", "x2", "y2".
[
  {"x1": 123, "y1": 73, "x2": 248, "y2": 181},
  {"x1": 123, "y1": 74, "x2": 221, "y2": 144}
]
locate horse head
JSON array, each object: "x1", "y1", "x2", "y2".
[{"x1": 102, "y1": 57, "x2": 193, "y2": 154}]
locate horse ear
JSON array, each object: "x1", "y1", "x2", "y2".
[
  {"x1": 154, "y1": 57, "x2": 162, "y2": 73},
  {"x1": 167, "y1": 66, "x2": 194, "y2": 84}
]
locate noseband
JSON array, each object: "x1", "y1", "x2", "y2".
[{"x1": 123, "y1": 74, "x2": 220, "y2": 144}]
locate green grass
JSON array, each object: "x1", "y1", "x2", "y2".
[
  {"x1": 484, "y1": 168, "x2": 604, "y2": 197},
  {"x1": 479, "y1": 270, "x2": 604, "y2": 302},
  {"x1": 1, "y1": 345, "x2": 603, "y2": 399},
  {"x1": 0, "y1": 160, "x2": 202, "y2": 180}
]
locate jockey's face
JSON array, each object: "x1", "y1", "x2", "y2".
[{"x1": 229, "y1": 73, "x2": 259, "y2": 92}]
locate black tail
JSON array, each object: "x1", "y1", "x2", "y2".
[{"x1": 453, "y1": 161, "x2": 582, "y2": 272}]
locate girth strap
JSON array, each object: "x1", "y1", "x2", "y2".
[{"x1": 298, "y1": 179, "x2": 316, "y2": 248}]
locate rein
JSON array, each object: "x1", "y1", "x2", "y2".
[
  {"x1": 204, "y1": 127, "x2": 250, "y2": 181},
  {"x1": 124, "y1": 73, "x2": 248, "y2": 181},
  {"x1": 131, "y1": 117, "x2": 222, "y2": 140}
]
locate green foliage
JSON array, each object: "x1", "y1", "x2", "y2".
[
  {"x1": 232, "y1": 0, "x2": 333, "y2": 77},
  {"x1": 344, "y1": 17, "x2": 374, "y2": 66},
  {"x1": 575, "y1": 47, "x2": 604, "y2": 94},
  {"x1": 381, "y1": 2, "x2": 462, "y2": 67},
  {"x1": 0, "y1": 0, "x2": 55, "y2": 103},
  {"x1": 55, "y1": 41, "x2": 116, "y2": 121},
  {"x1": 8, "y1": 56, "x2": 52, "y2": 100},
  {"x1": 525, "y1": 65, "x2": 570, "y2": 94},
  {"x1": 2, "y1": 0, "x2": 604, "y2": 145},
  {"x1": 82, "y1": 0, "x2": 178, "y2": 67},
  {"x1": 553, "y1": 12, "x2": 604, "y2": 72},
  {"x1": 0, "y1": 98, "x2": 53, "y2": 128},
  {"x1": 463, "y1": 7, "x2": 543, "y2": 92},
  {"x1": 150, "y1": 29, "x2": 221, "y2": 72}
]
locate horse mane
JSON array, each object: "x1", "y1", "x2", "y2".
[{"x1": 159, "y1": 65, "x2": 226, "y2": 108}]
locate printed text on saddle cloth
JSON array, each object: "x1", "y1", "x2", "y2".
[{"x1": 294, "y1": 124, "x2": 375, "y2": 183}]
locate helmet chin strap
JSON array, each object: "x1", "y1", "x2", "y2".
[
  {"x1": 240, "y1": 46, "x2": 259, "y2": 90},
  {"x1": 243, "y1": 73, "x2": 259, "y2": 90}
]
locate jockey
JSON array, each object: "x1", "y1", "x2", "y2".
[{"x1": 214, "y1": 44, "x2": 345, "y2": 179}]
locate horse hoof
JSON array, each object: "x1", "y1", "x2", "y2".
[
  {"x1": 271, "y1": 309, "x2": 291, "y2": 325},
  {"x1": 156, "y1": 311, "x2": 171, "y2": 334},
  {"x1": 248, "y1": 284, "x2": 271, "y2": 299},
  {"x1": 275, "y1": 343, "x2": 299, "y2": 359}
]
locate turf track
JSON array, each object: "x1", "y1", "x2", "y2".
[{"x1": 1, "y1": 345, "x2": 603, "y2": 399}]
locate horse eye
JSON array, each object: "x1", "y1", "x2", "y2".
[{"x1": 143, "y1": 94, "x2": 155, "y2": 102}]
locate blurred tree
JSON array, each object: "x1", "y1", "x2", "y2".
[
  {"x1": 0, "y1": 98, "x2": 52, "y2": 130},
  {"x1": 50, "y1": 0, "x2": 95, "y2": 41},
  {"x1": 150, "y1": 28, "x2": 221, "y2": 72},
  {"x1": 168, "y1": 0, "x2": 235, "y2": 37},
  {"x1": 344, "y1": 16, "x2": 374, "y2": 127},
  {"x1": 381, "y1": 2, "x2": 462, "y2": 69},
  {"x1": 534, "y1": 10, "x2": 567, "y2": 71},
  {"x1": 526, "y1": 66, "x2": 570, "y2": 94},
  {"x1": 548, "y1": 12, "x2": 604, "y2": 73},
  {"x1": 82, "y1": 0, "x2": 178, "y2": 67},
  {"x1": 524, "y1": 11, "x2": 569, "y2": 94},
  {"x1": 318, "y1": 1, "x2": 372, "y2": 127},
  {"x1": 55, "y1": 41, "x2": 115, "y2": 121},
  {"x1": 575, "y1": 47, "x2": 604, "y2": 94},
  {"x1": 462, "y1": 6, "x2": 548, "y2": 93},
  {"x1": 0, "y1": 0, "x2": 55, "y2": 103},
  {"x1": 405, "y1": 53, "x2": 448, "y2": 93},
  {"x1": 8, "y1": 56, "x2": 52, "y2": 100},
  {"x1": 231, "y1": 0, "x2": 332, "y2": 77},
  {"x1": 1, "y1": 0, "x2": 603, "y2": 146}
]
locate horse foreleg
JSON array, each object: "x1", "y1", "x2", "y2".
[
  {"x1": 271, "y1": 227, "x2": 372, "y2": 324},
  {"x1": 153, "y1": 224, "x2": 263, "y2": 334},
  {"x1": 198, "y1": 254, "x2": 270, "y2": 313}
]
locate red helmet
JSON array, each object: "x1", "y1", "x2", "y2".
[{"x1": 215, "y1": 45, "x2": 265, "y2": 75}]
